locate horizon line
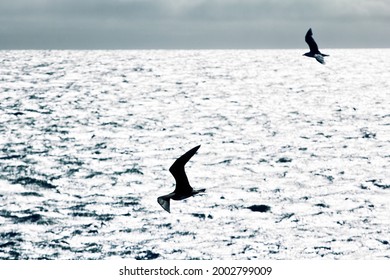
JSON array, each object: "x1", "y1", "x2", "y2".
[{"x1": 1, "y1": 47, "x2": 389, "y2": 51}]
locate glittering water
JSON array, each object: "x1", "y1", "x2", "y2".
[{"x1": 0, "y1": 49, "x2": 389, "y2": 259}]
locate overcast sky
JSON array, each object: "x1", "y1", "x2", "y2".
[{"x1": 0, "y1": 0, "x2": 389, "y2": 49}]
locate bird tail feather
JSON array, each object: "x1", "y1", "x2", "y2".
[{"x1": 158, "y1": 197, "x2": 170, "y2": 213}]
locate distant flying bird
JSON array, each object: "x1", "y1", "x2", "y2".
[
  {"x1": 158, "y1": 145, "x2": 205, "y2": 213},
  {"x1": 303, "y1": 28, "x2": 329, "y2": 64}
]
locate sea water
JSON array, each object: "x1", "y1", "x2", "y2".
[{"x1": 0, "y1": 49, "x2": 389, "y2": 259}]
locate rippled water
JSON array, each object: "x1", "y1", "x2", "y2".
[{"x1": 0, "y1": 49, "x2": 389, "y2": 259}]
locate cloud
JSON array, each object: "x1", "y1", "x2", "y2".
[
  {"x1": 2, "y1": 0, "x2": 388, "y2": 22},
  {"x1": 0, "y1": 0, "x2": 389, "y2": 48}
]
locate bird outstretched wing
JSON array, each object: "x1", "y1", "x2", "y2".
[
  {"x1": 169, "y1": 145, "x2": 201, "y2": 194},
  {"x1": 305, "y1": 28, "x2": 319, "y2": 54},
  {"x1": 314, "y1": 54, "x2": 325, "y2": 64}
]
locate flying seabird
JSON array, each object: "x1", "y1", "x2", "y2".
[
  {"x1": 303, "y1": 28, "x2": 329, "y2": 64},
  {"x1": 157, "y1": 145, "x2": 205, "y2": 213}
]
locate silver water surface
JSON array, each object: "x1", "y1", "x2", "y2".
[{"x1": 0, "y1": 49, "x2": 389, "y2": 259}]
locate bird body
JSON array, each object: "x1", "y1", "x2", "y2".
[
  {"x1": 303, "y1": 28, "x2": 329, "y2": 64},
  {"x1": 158, "y1": 145, "x2": 204, "y2": 213}
]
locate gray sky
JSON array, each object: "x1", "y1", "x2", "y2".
[{"x1": 0, "y1": 0, "x2": 389, "y2": 49}]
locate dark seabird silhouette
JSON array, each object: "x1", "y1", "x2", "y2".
[
  {"x1": 158, "y1": 145, "x2": 205, "y2": 213},
  {"x1": 303, "y1": 28, "x2": 329, "y2": 64}
]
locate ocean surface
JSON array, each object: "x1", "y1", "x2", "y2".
[{"x1": 0, "y1": 49, "x2": 389, "y2": 260}]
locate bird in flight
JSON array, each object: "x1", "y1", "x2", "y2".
[
  {"x1": 303, "y1": 28, "x2": 329, "y2": 64},
  {"x1": 158, "y1": 145, "x2": 205, "y2": 213}
]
